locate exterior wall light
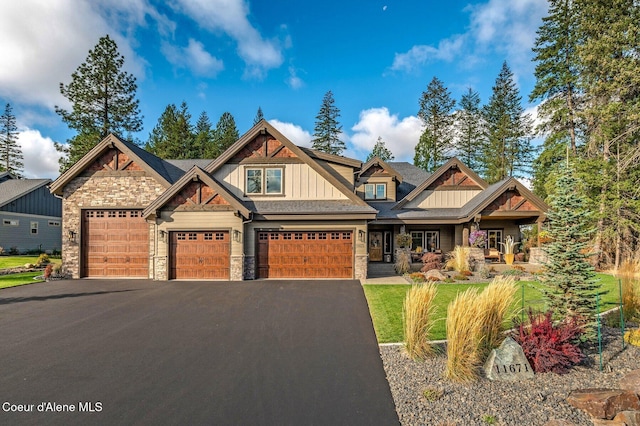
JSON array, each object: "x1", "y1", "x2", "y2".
[
  {"x1": 67, "y1": 230, "x2": 77, "y2": 242},
  {"x1": 358, "y1": 230, "x2": 366, "y2": 243},
  {"x1": 159, "y1": 230, "x2": 167, "y2": 242},
  {"x1": 233, "y1": 229, "x2": 242, "y2": 242}
]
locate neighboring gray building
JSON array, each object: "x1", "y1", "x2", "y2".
[{"x1": 0, "y1": 172, "x2": 62, "y2": 253}]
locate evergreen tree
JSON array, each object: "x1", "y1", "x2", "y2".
[
  {"x1": 529, "y1": 0, "x2": 583, "y2": 200},
  {"x1": 366, "y1": 136, "x2": 394, "y2": 162},
  {"x1": 0, "y1": 103, "x2": 23, "y2": 176},
  {"x1": 55, "y1": 35, "x2": 143, "y2": 171},
  {"x1": 145, "y1": 102, "x2": 194, "y2": 159},
  {"x1": 193, "y1": 111, "x2": 214, "y2": 158},
  {"x1": 253, "y1": 106, "x2": 264, "y2": 125},
  {"x1": 481, "y1": 62, "x2": 534, "y2": 183},
  {"x1": 454, "y1": 88, "x2": 483, "y2": 170},
  {"x1": 414, "y1": 77, "x2": 456, "y2": 172},
  {"x1": 541, "y1": 162, "x2": 599, "y2": 334},
  {"x1": 312, "y1": 90, "x2": 345, "y2": 155},
  {"x1": 207, "y1": 112, "x2": 239, "y2": 159}
]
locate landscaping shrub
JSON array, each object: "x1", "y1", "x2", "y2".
[
  {"x1": 513, "y1": 309, "x2": 584, "y2": 374},
  {"x1": 409, "y1": 272, "x2": 426, "y2": 283},
  {"x1": 478, "y1": 265, "x2": 491, "y2": 279},
  {"x1": 0, "y1": 246, "x2": 4, "y2": 255},
  {"x1": 501, "y1": 268, "x2": 524, "y2": 278},
  {"x1": 453, "y1": 274, "x2": 469, "y2": 281},
  {"x1": 36, "y1": 253, "x2": 50, "y2": 266},
  {"x1": 53, "y1": 263, "x2": 63, "y2": 274},
  {"x1": 421, "y1": 252, "x2": 443, "y2": 272},
  {"x1": 618, "y1": 261, "x2": 640, "y2": 322},
  {"x1": 44, "y1": 264, "x2": 53, "y2": 280},
  {"x1": 445, "y1": 288, "x2": 483, "y2": 382},
  {"x1": 395, "y1": 250, "x2": 411, "y2": 274},
  {"x1": 403, "y1": 283, "x2": 438, "y2": 360},
  {"x1": 476, "y1": 276, "x2": 518, "y2": 359},
  {"x1": 460, "y1": 270, "x2": 473, "y2": 276},
  {"x1": 445, "y1": 246, "x2": 470, "y2": 272},
  {"x1": 624, "y1": 328, "x2": 640, "y2": 347},
  {"x1": 9, "y1": 246, "x2": 19, "y2": 255}
]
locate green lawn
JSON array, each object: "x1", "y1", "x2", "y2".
[
  {"x1": 363, "y1": 273, "x2": 620, "y2": 343},
  {"x1": 0, "y1": 256, "x2": 43, "y2": 269},
  {"x1": 0, "y1": 272, "x2": 43, "y2": 289}
]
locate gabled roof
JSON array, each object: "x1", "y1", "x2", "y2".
[
  {"x1": 142, "y1": 166, "x2": 250, "y2": 219},
  {"x1": 0, "y1": 178, "x2": 52, "y2": 208},
  {"x1": 50, "y1": 133, "x2": 179, "y2": 195},
  {"x1": 0, "y1": 172, "x2": 14, "y2": 183},
  {"x1": 358, "y1": 157, "x2": 403, "y2": 182},
  {"x1": 459, "y1": 177, "x2": 548, "y2": 219},
  {"x1": 204, "y1": 120, "x2": 369, "y2": 207},
  {"x1": 393, "y1": 157, "x2": 488, "y2": 210},
  {"x1": 299, "y1": 147, "x2": 362, "y2": 168}
]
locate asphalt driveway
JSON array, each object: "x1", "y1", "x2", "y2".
[{"x1": 0, "y1": 279, "x2": 398, "y2": 426}]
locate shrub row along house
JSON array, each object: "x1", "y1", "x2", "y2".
[
  {"x1": 0, "y1": 172, "x2": 62, "y2": 253},
  {"x1": 50, "y1": 120, "x2": 547, "y2": 280}
]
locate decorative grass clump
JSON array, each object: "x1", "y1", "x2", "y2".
[
  {"x1": 445, "y1": 246, "x2": 470, "y2": 272},
  {"x1": 403, "y1": 283, "x2": 438, "y2": 360},
  {"x1": 395, "y1": 250, "x2": 411, "y2": 274},
  {"x1": 618, "y1": 261, "x2": 640, "y2": 322},
  {"x1": 476, "y1": 276, "x2": 518, "y2": 359},
  {"x1": 444, "y1": 288, "x2": 483, "y2": 382}
]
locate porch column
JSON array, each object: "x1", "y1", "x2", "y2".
[
  {"x1": 460, "y1": 225, "x2": 468, "y2": 247},
  {"x1": 537, "y1": 217, "x2": 544, "y2": 248}
]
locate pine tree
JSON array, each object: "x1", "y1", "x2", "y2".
[
  {"x1": 0, "y1": 103, "x2": 23, "y2": 176},
  {"x1": 145, "y1": 102, "x2": 194, "y2": 159},
  {"x1": 454, "y1": 88, "x2": 483, "y2": 170},
  {"x1": 481, "y1": 62, "x2": 534, "y2": 183},
  {"x1": 414, "y1": 77, "x2": 456, "y2": 172},
  {"x1": 193, "y1": 111, "x2": 214, "y2": 158},
  {"x1": 366, "y1": 136, "x2": 394, "y2": 162},
  {"x1": 207, "y1": 112, "x2": 239, "y2": 159},
  {"x1": 55, "y1": 35, "x2": 143, "y2": 171},
  {"x1": 541, "y1": 162, "x2": 599, "y2": 335},
  {"x1": 253, "y1": 107, "x2": 264, "y2": 125},
  {"x1": 312, "y1": 90, "x2": 345, "y2": 155}
]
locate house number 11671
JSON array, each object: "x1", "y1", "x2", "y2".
[{"x1": 494, "y1": 363, "x2": 529, "y2": 374}]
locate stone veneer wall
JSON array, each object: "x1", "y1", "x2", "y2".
[
  {"x1": 230, "y1": 255, "x2": 244, "y2": 281},
  {"x1": 355, "y1": 254, "x2": 368, "y2": 280},
  {"x1": 244, "y1": 256, "x2": 256, "y2": 280},
  {"x1": 62, "y1": 175, "x2": 166, "y2": 278}
]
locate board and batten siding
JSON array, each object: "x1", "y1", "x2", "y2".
[
  {"x1": 355, "y1": 177, "x2": 396, "y2": 202},
  {"x1": 0, "y1": 211, "x2": 62, "y2": 253},
  {"x1": 0, "y1": 185, "x2": 62, "y2": 217},
  {"x1": 214, "y1": 163, "x2": 348, "y2": 200},
  {"x1": 405, "y1": 189, "x2": 482, "y2": 209}
]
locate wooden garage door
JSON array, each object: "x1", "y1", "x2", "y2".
[
  {"x1": 257, "y1": 231, "x2": 353, "y2": 278},
  {"x1": 82, "y1": 210, "x2": 149, "y2": 277},
  {"x1": 170, "y1": 231, "x2": 230, "y2": 280}
]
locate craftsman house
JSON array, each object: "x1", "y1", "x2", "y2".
[
  {"x1": 50, "y1": 120, "x2": 547, "y2": 280},
  {"x1": 0, "y1": 172, "x2": 62, "y2": 253}
]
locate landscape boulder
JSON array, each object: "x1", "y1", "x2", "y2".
[
  {"x1": 424, "y1": 269, "x2": 447, "y2": 281},
  {"x1": 620, "y1": 370, "x2": 640, "y2": 397},
  {"x1": 567, "y1": 389, "x2": 640, "y2": 420}
]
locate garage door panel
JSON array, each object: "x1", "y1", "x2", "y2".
[
  {"x1": 82, "y1": 210, "x2": 149, "y2": 278},
  {"x1": 170, "y1": 231, "x2": 230, "y2": 280},
  {"x1": 257, "y1": 231, "x2": 353, "y2": 279}
]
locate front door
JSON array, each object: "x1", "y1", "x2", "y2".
[{"x1": 369, "y1": 232, "x2": 383, "y2": 261}]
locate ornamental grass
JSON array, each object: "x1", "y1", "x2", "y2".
[
  {"x1": 444, "y1": 287, "x2": 483, "y2": 382},
  {"x1": 445, "y1": 246, "x2": 470, "y2": 272},
  {"x1": 403, "y1": 283, "x2": 438, "y2": 360},
  {"x1": 618, "y1": 260, "x2": 640, "y2": 322},
  {"x1": 476, "y1": 276, "x2": 518, "y2": 359}
]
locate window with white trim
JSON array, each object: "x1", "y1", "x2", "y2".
[
  {"x1": 245, "y1": 167, "x2": 283, "y2": 195},
  {"x1": 48, "y1": 220, "x2": 61, "y2": 227},
  {"x1": 3, "y1": 219, "x2": 18, "y2": 226},
  {"x1": 30, "y1": 221, "x2": 38, "y2": 235},
  {"x1": 364, "y1": 183, "x2": 386, "y2": 200}
]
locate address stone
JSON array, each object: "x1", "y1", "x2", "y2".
[{"x1": 484, "y1": 336, "x2": 535, "y2": 381}]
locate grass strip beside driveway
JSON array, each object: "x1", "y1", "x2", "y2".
[
  {"x1": 0, "y1": 272, "x2": 43, "y2": 289},
  {"x1": 364, "y1": 273, "x2": 619, "y2": 343}
]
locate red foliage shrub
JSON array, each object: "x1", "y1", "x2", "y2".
[
  {"x1": 44, "y1": 264, "x2": 53, "y2": 279},
  {"x1": 421, "y1": 252, "x2": 443, "y2": 272},
  {"x1": 460, "y1": 270, "x2": 473, "y2": 276},
  {"x1": 514, "y1": 309, "x2": 584, "y2": 374}
]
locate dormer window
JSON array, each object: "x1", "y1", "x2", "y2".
[
  {"x1": 365, "y1": 183, "x2": 386, "y2": 200},
  {"x1": 246, "y1": 167, "x2": 283, "y2": 195}
]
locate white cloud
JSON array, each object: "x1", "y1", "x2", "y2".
[
  {"x1": 350, "y1": 107, "x2": 422, "y2": 161},
  {"x1": 390, "y1": 35, "x2": 465, "y2": 73},
  {"x1": 287, "y1": 66, "x2": 304, "y2": 90},
  {"x1": 0, "y1": 0, "x2": 151, "y2": 114},
  {"x1": 389, "y1": 0, "x2": 547, "y2": 77},
  {"x1": 268, "y1": 119, "x2": 312, "y2": 147},
  {"x1": 162, "y1": 39, "x2": 224, "y2": 77},
  {"x1": 18, "y1": 129, "x2": 64, "y2": 180},
  {"x1": 174, "y1": 0, "x2": 284, "y2": 78}
]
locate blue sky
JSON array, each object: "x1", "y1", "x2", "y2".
[{"x1": 0, "y1": 0, "x2": 548, "y2": 179}]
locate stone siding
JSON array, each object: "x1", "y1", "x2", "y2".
[
  {"x1": 230, "y1": 255, "x2": 244, "y2": 281},
  {"x1": 62, "y1": 175, "x2": 166, "y2": 278},
  {"x1": 244, "y1": 256, "x2": 256, "y2": 280},
  {"x1": 154, "y1": 255, "x2": 168, "y2": 281},
  {"x1": 355, "y1": 254, "x2": 368, "y2": 280}
]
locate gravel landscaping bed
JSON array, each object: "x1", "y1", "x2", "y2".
[{"x1": 381, "y1": 328, "x2": 640, "y2": 425}]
